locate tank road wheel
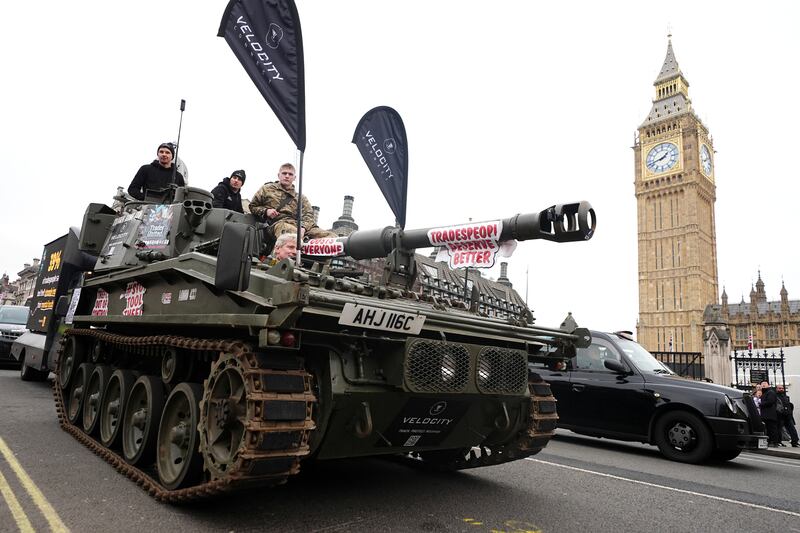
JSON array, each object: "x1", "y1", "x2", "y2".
[
  {"x1": 82, "y1": 365, "x2": 112, "y2": 435},
  {"x1": 161, "y1": 347, "x2": 192, "y2": 386},
  {"x1": 156, "y1": 383, "x2": 204, "y2": 490},
  {"x1": 89, "y1": 341, "x2": 105, "y2": 364},
  {"x1": 59, "y1": 335, "x2": 86, "y2": 390},
  {"x1": 122, "y1": 375, "x2": 166, "y2": 466},
  {"x1": 67, "y1": 363, "x2": 94, "y2": 425},
  {"x1": 200, "y1": 355, "x2": 248, "y2": 478},
  {"x1": 100, "y1": 369, "x2": 137, "y2": 449},
  {"x1": 654, "y1": 411, "x2": 713, "y2": 464}
]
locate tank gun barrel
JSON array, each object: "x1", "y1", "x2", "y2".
[{"x1": 341, "y1": 201, "x2": 595, "y2": 260}]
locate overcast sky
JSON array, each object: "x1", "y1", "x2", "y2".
[{"x1": 1, "y1": 1, "x2": 798, "y2": 333}]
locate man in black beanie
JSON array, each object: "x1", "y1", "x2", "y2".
[
  {"x1": 128, "y1": 142, "x2": 185, "y2": 201},
  {"x1": 211, "y1": 169, "x2": 246, "y2": 213}
]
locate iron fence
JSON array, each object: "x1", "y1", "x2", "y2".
[
  {"x1": 730, "y1": 348, "x2": 786, "y2": 392},
  {"x1": 651, "y1": 351, "x2": 704, "y2": 380}
]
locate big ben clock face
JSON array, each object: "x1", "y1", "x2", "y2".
[
  {"x1": 646, "y1": 142, "x2": 680, "y2": 173},
  {"x1": 700, "y1": 144, "x2": 713, "y2": 175}
]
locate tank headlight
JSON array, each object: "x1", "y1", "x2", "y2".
[
  {"x1": 441, "y1": 353, "x2": 457, "y2": 383},
  {"x1": 478, "y1": 365, "x2": 491, "y2": 387},
  {"x1": 266, "y1": 329, "x2": 281, "y2": 345}
]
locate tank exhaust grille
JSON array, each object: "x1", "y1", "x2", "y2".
[
  {"x1": 476, "y1": 348, "x2": 528, "y2": 395},
  {"x1": 406, "y1": 340, "x2": 470, "y2": 393}
]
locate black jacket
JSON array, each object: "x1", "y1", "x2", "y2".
[
  {"x1": 760, "y1": 387, "x2": 779, "y2": 421},
  {"x1": 128, "y1": 160, "x2": 185, "y2": 201},
  {"x1": 211, "y1": 178, "x2": 244, "y2": 213},
  {"x1": 777, "y1": 392, "x2": 795, "y2": 421}
]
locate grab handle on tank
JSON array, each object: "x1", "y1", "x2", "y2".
[
  {"x1": 494, "y1": 401, "x2": 511, "y2": 431},
  {"x1": 355, "y1": 401, "x2": 373, "y2": 439}
]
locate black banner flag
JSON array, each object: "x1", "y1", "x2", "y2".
[
  {"x1": 218, "y1": 0, "x2": 306, "y2": 151},
  {"x1": 352, "y1": 106, "x2": 409, "y2": 228}
]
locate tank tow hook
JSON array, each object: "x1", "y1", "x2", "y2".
[
  {"x1": 355, "y1": 401, "x2": 373, "y2": 438},
  {"x1": 494, "y1": 401, "x2": 512, "y2": 431}
]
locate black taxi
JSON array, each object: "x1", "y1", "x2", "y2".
[{"x1": 533, "y1": 331, "x2": 767, "y2": 463}]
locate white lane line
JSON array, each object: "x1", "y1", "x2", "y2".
[
  {"x1": 0, "y1": 467, "x2": 35, "y2": 533},
  {"x1": 0, "y1": 437, "x2": 69, "y2": 532},
  {"x1": 526, "y1": 457, "x2": 800, "y2": 518}
]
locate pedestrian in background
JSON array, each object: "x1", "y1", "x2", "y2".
[
  {"x1": 753, "y1": 387, "x2": 763, "y2": 416},
  {"x1": 760, "y1": 380, "x2": 784, "y2": 447},
  {"x1": 776, "y1": 385, "x2": 799, "y2": 447}
]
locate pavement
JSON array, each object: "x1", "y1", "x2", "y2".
[{"x1": 755, "y1": 441, "x2": 800, "y2": 459}]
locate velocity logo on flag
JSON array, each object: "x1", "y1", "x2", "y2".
[
  {"x1": 218, "y1": 0, "x2": 306, "y2": 150},
  {"x1": 352, "y1": 106, "x2": 409, "y2": 228}
]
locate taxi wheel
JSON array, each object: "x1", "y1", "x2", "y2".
[{"x1": 654, "y1": 411, "x2": 713, "y2": 464}]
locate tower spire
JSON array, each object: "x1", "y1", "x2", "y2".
[{"x1": 655, "y1": 36, "x2": 682, "y2": 84}]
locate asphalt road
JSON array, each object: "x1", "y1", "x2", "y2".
[{"x1": 1, "y1": 369, "x2": 798, "y2": 533}]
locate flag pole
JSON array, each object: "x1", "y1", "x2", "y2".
[{"x1": 295, "y1": 150, "x2": 304, "y2": 267}]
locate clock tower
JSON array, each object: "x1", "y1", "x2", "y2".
[{"x1": 634, "y1": 37, "x2": 719, "y2": 354}]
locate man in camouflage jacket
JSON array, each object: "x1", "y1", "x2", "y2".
[{"x1": 249, "y1": 163, "x2": 336, "y2": 239}]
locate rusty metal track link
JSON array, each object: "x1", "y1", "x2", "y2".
[{"x1": 54, "y1": 328, "x2": 316, "y2": 503}]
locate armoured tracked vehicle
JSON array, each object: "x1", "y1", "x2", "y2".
[{"x1": 54, "y1": 186, "x2": 595, "y2": 502}]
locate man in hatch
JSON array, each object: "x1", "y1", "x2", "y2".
[
  {"x1": 264, "y1": 233, "x2": 298, "y2": 265},
  {"x1": 249, "y1": 163, "x2": 336, "y2": 239},
  {"x1": 128, "y1": 142, "x2": 185, "y2": 201},
  {"x1": 211, "y1": 169, "x2": 246, "y2": 213}
]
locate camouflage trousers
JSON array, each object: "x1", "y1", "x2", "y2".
[{"x1": 272, "y1": 219, "x2": 337, "y2": 239}]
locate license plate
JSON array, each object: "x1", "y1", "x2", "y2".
[
  {"x1": 339, "y1": 303, "x2": 425, "y2": 334},
  {"x1": 758, "y1": 437, "x2": 768, "y2": 449}
]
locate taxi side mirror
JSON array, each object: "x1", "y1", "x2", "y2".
[{"x1": 604, "y1": 358, "x2": 629, "y2": 374}]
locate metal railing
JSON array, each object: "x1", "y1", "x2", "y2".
[
  {"x1": 651, "y1": 351, "x2": 705, "y2": 380},
  {"x1": 730, "y1": 348, "x2": 786, "y2": 391}
]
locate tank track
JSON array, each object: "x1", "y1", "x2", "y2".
[
  {"x1": 53, "y1": 328, "x2": 316, "y2": 503},
  {"x1": 404, "y1": 373, "x2": 558, "y2": 470}
]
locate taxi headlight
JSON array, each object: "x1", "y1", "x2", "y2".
[{"x1": 723, "y1": 395, "x2": 735, "y2": 414}]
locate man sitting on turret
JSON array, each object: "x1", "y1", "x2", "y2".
[
  {"x1": 211, "y1": 169, "x2": 245, "y2": 213},
  {"x1": 128, "y1": 142, "x2": 185, "y2": 201},
  {"x1": 249, "y1": 163, "x2": 335, "y2": 239}
]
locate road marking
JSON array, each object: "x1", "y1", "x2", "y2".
[
  {"x1": 0, "y1": 467, "x2": 35, "y2": 533},
  {"x1": 0, "y1": 437, "x2": 69, "y2": 532},
  {"x1": 526, "y1": 457, "x2": 800, "y2": 518}
]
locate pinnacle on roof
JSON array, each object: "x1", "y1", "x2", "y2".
[{"x1": 654, "y1": 35, "x2": 682, "y2": 84}]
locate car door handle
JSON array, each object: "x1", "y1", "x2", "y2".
[{"x1": 571, "y1": 384, "x2": 586, "y2": 392}]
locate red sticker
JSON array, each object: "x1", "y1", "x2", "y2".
[
  {"x1": 120, "y1": 282, "x2": 146, "y2": 316},
  {"x1": 92, "y1": 289, "x2": 109, "y2": 316},
  {"x1": 303, "y1": 238, "x2": 344, "y2": 257}
]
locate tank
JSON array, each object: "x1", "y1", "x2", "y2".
[{"x1": 54, "y1": 186, "x2": 596, "y2": 502}]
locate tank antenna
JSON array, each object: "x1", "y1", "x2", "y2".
[{"x1": 171, "y1": 99, "x2": 186, "y2": 186}]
